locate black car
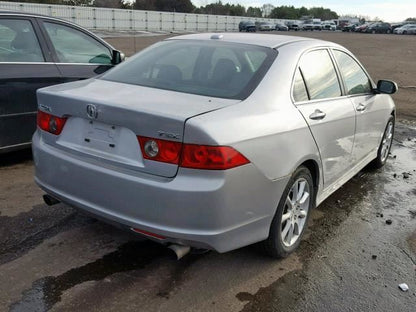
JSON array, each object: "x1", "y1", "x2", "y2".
[
  {"x1": 275, "y1": 23, "x2": 288, "y2": 31},
  {"x1": 0, "y1": 11, "x2": 124, "y2": 153},
  {"x1": 238, "y1": 20, "x2": 256, "y2": 32},
  {"x1": 366, "y1": 22, "x2": 392, "y2": 34}
]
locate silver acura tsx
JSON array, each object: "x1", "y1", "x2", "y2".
[{"x1": 33, "y1": 33, "x2": 397, "y2": 258}]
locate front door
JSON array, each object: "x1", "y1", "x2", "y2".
[
  {"x1": 293, "y1": 49, "x2": 356, "y2": 187},
  {"x1": 39, "y1": 20, "x2": 114, "y2": 82}
]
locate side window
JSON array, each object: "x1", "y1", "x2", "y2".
[
  {"x1": 44, "y1": 22, "x2": 112, "y2": 64},
  {"x1": 293, "y1": 68, "x2": 309, "y2": 102},
  {"x1": 333, "y1": 50, "x2": 372, "y2": 95},
  {"x1": 299, "y1": 49, "x2": 341, "y2": 100},
  {"x1": 0, "y1": 19, "x2": 44, "y2": 62}
]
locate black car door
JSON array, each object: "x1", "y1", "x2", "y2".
[
  {"x1": 0, "y1": 16, "x2": 61, "y2": 152},
  {"x1": 37, "y1": 19, "x2": 115, "y2": 82}
]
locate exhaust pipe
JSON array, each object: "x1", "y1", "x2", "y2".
[
  {"x1": 168, "y1": 244, "x2": 191, "y2": 260},
  {"x1": 43, "y1": 194, "x2": 60, "y2": 206}
]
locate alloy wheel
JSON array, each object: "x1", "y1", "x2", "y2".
[{"x1": 281, "y1": 178, "x2": 310, "y2": 247}]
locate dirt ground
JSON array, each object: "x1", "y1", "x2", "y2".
[{"x1": 105, "y1": 31, "x2": 416, "y2": 121}]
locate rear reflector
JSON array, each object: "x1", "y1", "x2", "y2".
[
  {"x1": 131, "y1": 228, "x2": 166, "y2": 240},
  {"x1": 37, "y1": 110, "x2": 67, "y2": 135},
  {"x1": 137, "y1": 136, "x2": 249, "y2": 170}
]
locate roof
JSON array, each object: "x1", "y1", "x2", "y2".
[{"x1": 168, "y1": 33, "x2": 328, "y2": 49}]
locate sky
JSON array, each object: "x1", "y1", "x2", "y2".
[{"x1": 191, "y1": 1, "x2": 416, "y2": 22}]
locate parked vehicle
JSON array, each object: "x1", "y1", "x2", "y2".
[
  {"x1": 238, "y1": 20, "x2": 256, "y2": 32},
  {"x1": 257, "y1": 22, "x2": 275, "y2": 31},
  {"x1": 275, "y1": 23, "x2": 288, "y2": 31},
  {"x1": 366, "y1": 22, "x2": 392, "y2": 34},
  {"x1": 286, "y1": 22, "x2": 300, "y2": 31},
  {"x1": 394, "y1": 24, "x2": 416, "y2": 34},
  {"x1": 322, "y1": 21, "x2": 336, "y2": 31},
  {"x1": 355, "y1": 23, "x2": 371, "y2": 32},
  {"x1": 0, "y1": 11, "x2": 123, "y2": 153},
  {"x1": 342, "y1": 23, "x2": 359, "y2": 32},
  {"x1": 302, "y1": 19, "x2": 322, "y2": 31},
  {"x1": 33, "y1": 33, "x2": 397, "y2": 258}
]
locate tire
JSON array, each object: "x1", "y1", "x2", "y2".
[
  {"x1": 372, "y1": 30, "x2": 376, "y2": 34},
  {"x1": 387, "y1": 29, "x2": 391, "y2": 34},
  {"x1": 262, "y1": 166, "x2": 315, "y2": 258},
  {"x1": 403, "y1": 31, "x2": 407, "y2": 35},
  {"x1": 370, "y1": 116, "x2": 394, "y2": 169}
]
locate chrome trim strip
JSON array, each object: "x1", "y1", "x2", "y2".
[
  {"x1": 0, "y1": 112, "x2": 36, "y2": 118},
  {"x1": 0, "y1": 62, "x2": 109, "y2": 65}
]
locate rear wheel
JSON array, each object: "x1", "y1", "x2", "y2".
[
  {"x1": 370, "y1": 116, "x2": 394, "y2": 169},
  {"x1": 262, "y1": 166, "x2": 314, "y2": 258}
]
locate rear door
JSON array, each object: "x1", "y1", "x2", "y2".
[
  {"x1": 293, "y1": 49, "x2": 356, "y2": 187},
  {"x1": 0, "y1": 16, "x2": 61, "y2": 151},
  {"x1": 38, "y1": 19, "x2": 115, "y2": 82}
]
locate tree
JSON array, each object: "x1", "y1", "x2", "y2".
[
  {"x1": 405, "y1": 17, "x2": 416, "y2": 22},
  {"x1": 133, "y1": 0, "x2": 193, "y2": 12},
  {"x1": 246, "y1": 7, "x2": 261, "y2": 18},
  {"x1": 94, "y1": 0, "x2": 124, "y2": 8},
  {"x1": 269, "y1": 6, "x2": 300, "y2": 19}
]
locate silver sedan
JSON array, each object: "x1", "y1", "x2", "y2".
[{"x1": 32, "y1": 33, "x2": 397, "y2": 258}]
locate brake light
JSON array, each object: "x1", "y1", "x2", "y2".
[
  {"x1": 37, "y1": 110, "x2": 67, "y2": 135},
  {"x1": 181, "y1": 144, "x2": 249, "y2": 170},
  {"x1": 137, "y1": 136, "x2": 249, "y2": 170}
]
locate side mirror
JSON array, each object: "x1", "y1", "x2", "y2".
[
  {"x1": 377, "y1": 80, "x2": 398, "y2": 94},
  {"x1": 112, "y1": 50, "x2": 125, "y2": 65}
]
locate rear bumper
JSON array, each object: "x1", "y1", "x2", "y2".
[{"x1": 33, "y1": 132, "x2": 289, "y2": 252}]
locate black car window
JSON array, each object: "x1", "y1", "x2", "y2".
[
  {"x1": 333, "y1": 50, "x2": 372, "y2": 95},
  {"x1": 0, "y1": 19, "x2": 44, "y2": 62},
  {"x1": 44, "y1": 22, "x2": 112, "y2": 64},
  {"x1": 102, "y1": 40, "x2": 277, "y2": 100},
  {"x1": 299, "y1": 49, "x2": 341, "y2": 100}
]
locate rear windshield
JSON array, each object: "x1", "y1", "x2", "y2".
[{"x1": 101, "y1": 40, "x2": 277, "y2": 100}]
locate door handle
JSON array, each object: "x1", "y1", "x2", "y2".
[
  {"x1": 309, "y1": 109, "x2": 326, "y2": 120},
  {"x1": 356, "y1": 103, "x2": 367, "y2": 111}
]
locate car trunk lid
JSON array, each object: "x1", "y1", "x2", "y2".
[{"x1": 37, "y1": 79, "x2": 239, "y2": 177}]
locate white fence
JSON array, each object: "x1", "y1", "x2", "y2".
[{"x1": 0, "y1": 1, "x2": 290, "y2": 32}]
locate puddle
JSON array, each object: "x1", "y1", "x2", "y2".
[
  {"x1": 9, "y1": 241, "x2": 177, "y2": 311},
  {"x1": 0, "y1": 205, "x2": 85, "y2": 265}
]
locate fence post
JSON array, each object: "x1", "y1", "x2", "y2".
[{"x1": 93, "y1": 8, "x2": 96, "y2": 30}]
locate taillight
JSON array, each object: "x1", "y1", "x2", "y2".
[
  {"x1": 137, "y1": 136, "x2": 182, "y2": 164},
  {"x1": 181, "y1": 144, "x2": 249, "y2": 170},
  {"x1": 137, "y1": 136, "x2": 249, "y2": 170},
  {"x1": 37, "y1": 110, "x2": 67, "y2": 135}
]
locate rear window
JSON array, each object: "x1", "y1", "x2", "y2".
[{"x1": 101, "y1": 40, "x2": 277, "y2": 100}]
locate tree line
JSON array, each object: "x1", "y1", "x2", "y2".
[{"x1": 4, "y1": 0, "x2": 414, "y2": 21}]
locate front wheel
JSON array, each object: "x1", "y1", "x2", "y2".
[
  {"x1": 370, "y1": 116, "x2": 394, "y2": 169},
  {"x1": 262, "y1": 166, "x2": 314, "y2": 258}
]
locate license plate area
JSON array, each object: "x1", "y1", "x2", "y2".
[{"x1": 57, "y1": 117, "x2": 143, "y2": 168}]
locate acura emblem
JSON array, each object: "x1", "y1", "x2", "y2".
[{"x1": 86, "y1": 104, "x2": 98, "y2": 119}]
